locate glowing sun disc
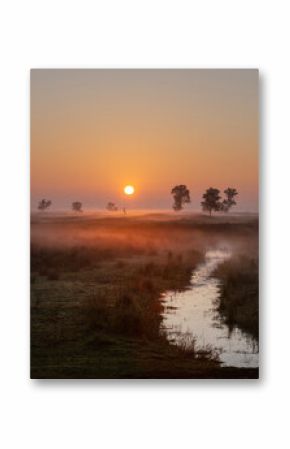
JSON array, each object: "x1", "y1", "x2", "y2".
[{"x1": 124, "y1": 185, "x2": 135, "y2": 195}]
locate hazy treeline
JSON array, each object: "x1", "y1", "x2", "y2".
[{"x1": 36, "y1": 186, "x2": 238, "y2": 215}]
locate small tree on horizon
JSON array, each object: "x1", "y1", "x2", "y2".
[
  {"x1": 201, "y1": 188, "x2": 222, "y2": 216},
  {"x1": 171, "y1": 185, "x2": 191, "y2": 211},
  {"x1": 222, "y1": 188, "x2": 238, "y2": 212},
  {"x1": 106, "y1": 202, "x2": 118, "y2": 211},
  {"x1": 72, "y1": 201, "x2": 83, "y2": 212},
  {"x1": 38, "y1": 199, "x2": 52, "y2": 211}
]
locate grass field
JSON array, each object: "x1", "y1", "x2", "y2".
[{"x1": 31, "y1": 212, "x2": 259, "y2": 379}]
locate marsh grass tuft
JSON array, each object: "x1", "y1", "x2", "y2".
[{"x1": 214, "y1": 255, "x2": 259, "y2": 339}]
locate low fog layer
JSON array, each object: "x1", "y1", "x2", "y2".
[{"x1": 31, "y1": 212, "x2": 258, "y2": 259}]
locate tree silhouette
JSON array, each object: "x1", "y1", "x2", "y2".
[
  {"x1": 72, "y1": 201, "x2": 83, "y2": 212},
  {"x1": 38, "y1": 199, "x2": 52, "y2": 211},
  {"x1": 106, "y1": 202, "x2": 118, "y2": 211},
  {"x1": 222, "y1": 188, "x2": 238, "y2": 212},
  {"x1": 201, "y1": 188, "x2": 222, "y2": 216},
  {"x1": 171, "y1": 185, "x2": 191, "y2": 211}
]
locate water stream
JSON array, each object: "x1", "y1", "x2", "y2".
[{"x1": 161, "y1": 249, "x2": 259, "y2": 368}]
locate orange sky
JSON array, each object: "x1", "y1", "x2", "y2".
[{"x1": 31, "y1": 69, "x2": 258, "y2": 211}]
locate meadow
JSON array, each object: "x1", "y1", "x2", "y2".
[{"x1": 31, "y1": 212, "x2": 259, "y2": 378}]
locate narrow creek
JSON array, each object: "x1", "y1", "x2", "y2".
[{"x1": 161, "y1": 249, "x2": 259, "y2": 368}]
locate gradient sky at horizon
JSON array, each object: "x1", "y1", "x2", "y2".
[{"x1": 31, "y1": 69, "x2": 258, "y2": 211}]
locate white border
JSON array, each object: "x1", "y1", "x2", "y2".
[{"x1": 0, "y1": 1, "x2": 289, "y2": 448}]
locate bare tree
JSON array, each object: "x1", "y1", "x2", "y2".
[
  {"x1": 171, "y1": 185, "x2": 191, "y2": 211},
  {"x1": 106, "y1": 202, "x2": 118, "y2": 211},
  {"x1": 222, "y1": 188, "x2": 238, "y2": 212},
  {"x1": 72, "y1": 201, "x2": 83, "y2": 212},
  {"x1": 38, "y1": 199, "x2": 52, "y2": 211},
  {"x1": 201, "y1": 188, "x2": 222, "y2": 216}
]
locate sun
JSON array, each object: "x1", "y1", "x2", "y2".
[{"x1": 124, "y1": 185, "x2": 135, "y2": 195}]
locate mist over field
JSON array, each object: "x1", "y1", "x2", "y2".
[{"x1": 31, "y1": 211, "x2": 258, "y2": 257}]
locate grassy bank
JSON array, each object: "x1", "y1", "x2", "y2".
[
  {"x1": 214, "y1": 255, "x2": 259, "y2": 340},
  {"x1": 31, "y1": 244, "x2": 219, "y2": 378}
]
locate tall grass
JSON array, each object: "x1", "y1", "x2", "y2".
[{"x1": 214, "y1": 255, "x2": 259, "y2": 339}]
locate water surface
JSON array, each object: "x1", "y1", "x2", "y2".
[{"x1": 161, "y1": 249, "x2": 259, "y2": 368}]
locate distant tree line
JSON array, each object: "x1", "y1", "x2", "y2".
[
  {"x1": 171, "y1": 185, "x2": 238, "y2": 215},
  {"x1": 37, "y1": 186, "x2": 238, "y2": 216},
  {"x1": 36, "y1": 199, "x2": 123, "y2": 213}
]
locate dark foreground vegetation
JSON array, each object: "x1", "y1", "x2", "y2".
[{"x1": 31, "y1": 213, "x2": 259, "y2": 379}]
